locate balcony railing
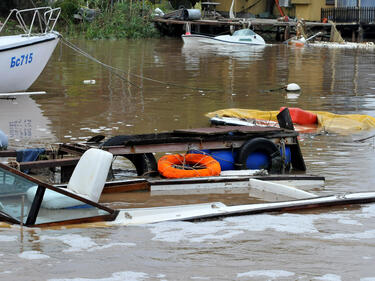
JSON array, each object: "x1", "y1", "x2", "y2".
[{"x1": 321, "y1": 7, "x2": 375, "y2": 24}]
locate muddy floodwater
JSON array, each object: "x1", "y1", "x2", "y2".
[{"x1": 1, "y1": 38, "x2": 375, "y2": 280}]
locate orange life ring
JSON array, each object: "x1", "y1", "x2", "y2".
[{"x1": 158, "y1": 154, "x2": 221, "y2": 179}]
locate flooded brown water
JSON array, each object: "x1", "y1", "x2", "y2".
[{"x1": 1, "y1": 38, "x2": 375, "y2": 280}]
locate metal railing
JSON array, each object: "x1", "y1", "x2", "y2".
[
  {"x1": 0, "y1": 7, "x2": 61, "y2": 35},
  {"x1": 322, "y1": 7, "x2": 375, "y2": 24}
]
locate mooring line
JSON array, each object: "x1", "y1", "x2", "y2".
[{"x1": 60, "y1": 36, "x2": 219, "y2": 92}]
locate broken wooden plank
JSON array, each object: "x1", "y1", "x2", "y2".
[{"x1": 249, "y1": 178, "x2": 317, "y2": 202}]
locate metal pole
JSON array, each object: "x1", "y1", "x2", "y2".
[{"x1": 20, "y1": 195, "x2": 24, "y2": 238}]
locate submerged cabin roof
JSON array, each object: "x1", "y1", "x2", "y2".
[{"x1": 0, "y1": 163, "x2": 117, "y2": 227}]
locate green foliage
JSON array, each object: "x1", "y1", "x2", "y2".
[
  {"x1": 54, "y1": 0, "x2": 80, "y2": 24},
  {"x1": 52, "y1": 0, "x2": 159, "y2": 39},
  {"x1": 84, "y1": 2, "x2": 159, "y2": 39}
]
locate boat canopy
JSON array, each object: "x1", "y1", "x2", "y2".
[
  {"x1": 0, "y1": 163, "x2": 116, "y2": 227},
  {"x1": 232, "y1": 29, "x2": 257, "y2": 37}
]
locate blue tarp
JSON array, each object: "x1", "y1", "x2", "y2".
[{"x1": 16, "y1": 148, "x2": 45, "y2": 173}]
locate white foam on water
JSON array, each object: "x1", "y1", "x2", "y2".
[
  {"x1": 41, "y1": 234, "x2": 97, "y2": 252},
  {"x1": 323, "y1": 229, "x2": 375, "y2": 240},
  {"x1": 337, "y1": 218, "x2": 362, "y2": 225},
  {"x1": 361, "y1": 278, "x2": 375, "y2": 281},
  {"x1": 362, "y1": 256, "x2": 373, "y2": 260},
  {"x1": 237, "y1": 270, "x2": 295, "y2": 278},
  {"x1": 148, "y1": 213, "x2": 321, "y2": 243},
  {"x1": 312, "y1": 274, "x2": 342, "y2": 281},
  {"x1": 310, "y1": 42, "x2": 375, "y2": 49},
  {"x1": 87, "y1": 242, "x2": 136, "y2": 252},
  {"x1": 147, "y1": 220, "x2": 244, "y2": 243},
  {"x1": 0, "y1": 235, "x2": 17, "y2": 242},
  {"x1": 41, "y1": 234, "x2": 135, "y2": 253},
  {"x1": 357, "y1": 204, "x2": 375, "y2": 218},
  {"x1": 48, "y1": 271, "x2": 149, "y2": 281},
  {"x1": 190, "y1": 277, "x2": 210, "y2": 280},
  {"x1": 226, "y1": 213, "x2": 319, "y2": 234},
  {"x1": 18, "y1": 250, "x2": 50, "y2": 260},
  {"x1": 310, "y1": 161, "x2": 327, "y2": 165},
  {"x1": 147, "y1": 210, "x2": 375, "y2": 243}
]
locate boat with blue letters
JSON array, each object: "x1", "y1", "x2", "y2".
[{"x1": 0, "y1": 7, "x2": 60, "y2": 93}]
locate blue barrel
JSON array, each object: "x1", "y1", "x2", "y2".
[
  {"x1": 209, "y1": 149, "x2": 237, "y2": 171},
  {"x1": 246, "y1": 146, "x2": 291, "y2": 169}
]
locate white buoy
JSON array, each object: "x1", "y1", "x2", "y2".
[{"x1": 286, "y1": 83, "x2": 301, "y2": 91}]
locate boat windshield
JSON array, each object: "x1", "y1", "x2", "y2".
[
  {"x1": 0, "y1": 164, "x2": 114, "y2": 226},
  {"x1": 232, "y1": 29, "x2": 257, "y2": 37}
]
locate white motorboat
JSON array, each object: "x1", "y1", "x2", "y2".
[
  {"x1": 0, "y1": 7, "x2": 61, "y2": 93},
  {"x1": 1, "y1": 156, "x2": 375, "y2": 228},
  {"x1": 182, "y1": 28, "x2": 266, "y2": 47}
]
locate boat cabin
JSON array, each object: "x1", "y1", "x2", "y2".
[
  {"x1": 232, "y1": 29, "x2": 258, "y2": 37},
  {"x1": 0, "y1": 153, "x2": 117, "y2": 227}
]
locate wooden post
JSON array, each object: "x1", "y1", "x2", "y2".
[
  {"x1": 284, "y1": 25, "x2": 290, "y2": 41},
  {"x1": 358, "y1": 25, "x2": 363, "y2": 42},
  {"x1": 276, "y1": 26, "x2": 280, "y2": 41},
  {"x1": 352, "y1": 28, "x2": 356, "y2": 42}
]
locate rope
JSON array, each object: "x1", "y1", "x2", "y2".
[
  {"x1": 30, "y1": 0, "x2": 223, "y2": 93},
  {"x1": 8, "y1": 161, "x2": 20, "y2": 171},
  {"x1": 60, "y1": 36, "x2": 220, "y2": 92}
]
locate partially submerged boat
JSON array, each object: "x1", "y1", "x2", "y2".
[
  {"x1": 0, "y1": 7, "x2": 61, "y2": 93},
  {"x1": 1, "y1": 149, "x2": 375, "y2": 228},
  {"x1": 182, "y1": 28, "x2": 266, "y2": 47},
  {"x1": 1, "y1": 110, "x2": 375, "y2": 228}
]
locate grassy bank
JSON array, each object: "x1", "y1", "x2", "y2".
[{"x1": 54, "y1": 0, "x2": 161, "y2": 39}]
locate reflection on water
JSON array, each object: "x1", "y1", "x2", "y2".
[
  {"x1": 181, "y1": 44, "x2": 266, "y2": 65},
  {"x1": 0, "y1": 95, "x2": 55, "y2": 147},
  {"x1": 1, "y1": 38, "x2": 375, "y2": 280}
]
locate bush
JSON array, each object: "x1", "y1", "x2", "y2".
[
  {"x1": 54, "y1": 0, "x2": 80, "y2": 24},
  {"x1": 84, "y1": 2, "x2": 159, "y2": 39}
]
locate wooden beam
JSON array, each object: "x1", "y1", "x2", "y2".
[{"x1": 17, "y1": 158, "x2": 80, "y2": 169}]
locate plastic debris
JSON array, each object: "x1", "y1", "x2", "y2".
[{"x1": 286, "y1": 83, "x2": 301, "y2": 91}]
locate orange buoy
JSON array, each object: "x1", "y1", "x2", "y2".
[
  {"x1": 288, "y1": 40, "x2": 304, "y2": 47},
  {"x1": 158, "y1": 154, "x2": 221, "y2": 179},
  {"x1": 294, "y1": 41, "x2": 304, "y2": 47},
  {"x1": 280, "y1": 107, "x2": 318, "y2": 125}
]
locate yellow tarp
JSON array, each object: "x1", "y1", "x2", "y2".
[
  {"x1": 314, "y1": 111, "x2": 375, "y2": 131},
  {"x1": 206, "y1": 108, "x2": 279, "y2": 122},
  {"x1": 206, "y1": 108, "x2": 375, "y2": 132}
]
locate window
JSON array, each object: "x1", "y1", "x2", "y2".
[{"x1": 0, "y1": 164, "x2": 114, "y2": 226}]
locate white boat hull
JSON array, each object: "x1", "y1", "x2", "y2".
[
  {"x1": 182, "y1": 33, "x2": 265, "y2": 47},
  {"x1": 0, "y1": 32, "x2": 59, "y2": 92},
  {"x1": 111, "y1": 192, "x2": 375, "y2": 226}
]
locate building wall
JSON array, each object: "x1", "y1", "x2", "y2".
[
  {"x1": 289, "y1": 0, "x2": 330, "y2": 21},
  {"x1": 216, "y1": 0, "x2": 269, "y2": 16}
]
